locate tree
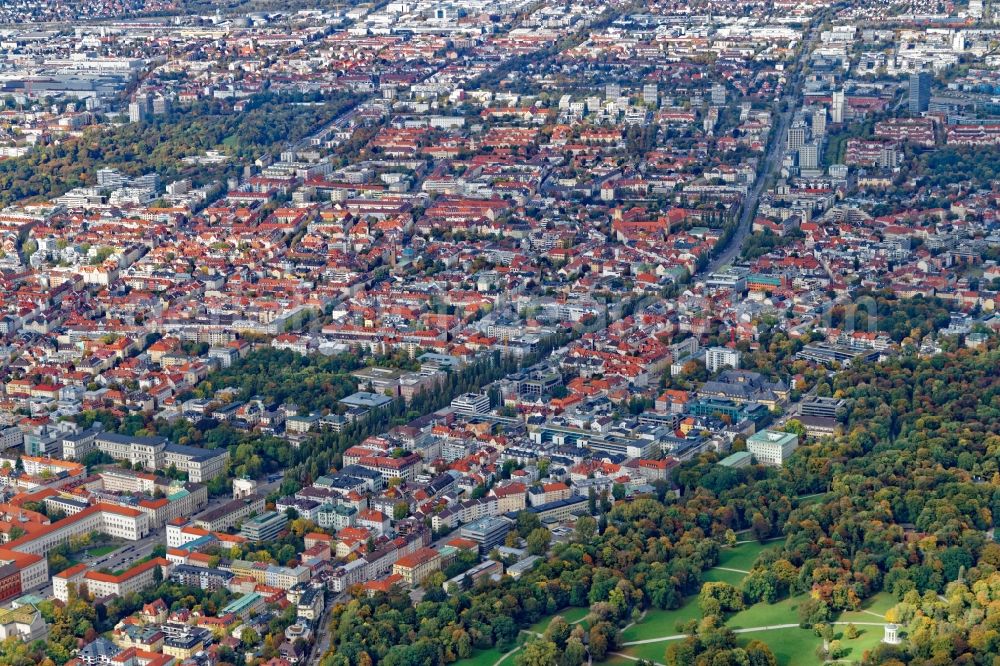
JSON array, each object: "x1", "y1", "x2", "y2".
[
  {"x1": 750, "y1": 512, "x2": 771, "y2": 541},
  {"x1": 664, "y1": 638, "x2": 698, "y2": 666},
  {"x1": 699, "y1": 582, "x2": 745, "y2": 615},
  {"x1": 493, "y1": 615, "x2": 519, "y2": 648},
  {"x1": 574, "y1": 516, "x2": 597, "y2": 543},
  {"x1": 797, "y1": 597, "x2": 830, "y2": 628},
  {"x1": 313, "y1": 345, "x2": 1000, "y2": 666},
  {"x1": 782, "y1": 419, "x2": 807, "y2": 438},
  {"x1": 537, "y1": 459, "x2": 551, "y2": 478},
  {"x1": 588, "y1": 625, "x2": 609, "y2": 661},
  {"x1": 516, "y1": 511, "x2": 542, "y2": 537},
  {"x1": 741, "y1": 570, "x2": 778, "y2": 604},
  {"x1": 516, "y1": 639, "x2": 558, "y2": 666},
  {"x1": 544, "y1": 616, "x2": 571, "y2": 648},
  {"x1": 560, "y1": 637, "x2": 586, "y2": 666},
  {"x1": 745, "y1": 640, "x2": 777, "y2": 666},
  {"x1": 526, "y1": 528, "x2": 551, "y2": 556}
]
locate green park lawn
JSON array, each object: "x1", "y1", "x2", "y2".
[
  {"x1": 526, "y1": 606, "x2": 591, "y2": 635},
  {"x1": 620, "y1": 616, "x2": 884, "y2": 666},
  {"x1": 456, "y1": 607, "x2": 589, "y2": 666},
  {"x1": 458, "y1": 646, "x2": 511, "y2": 666},
  {"x1": 602, "y1": 656, "x2": 637, "y2": 666},
  {"x1": 620, "y1": 540, "x2": 764, "y2": 645},
  {"x1": 795, "y1": 492, "x2": 830, "y2": 507},
  {"x1": 835, "y1": 591, "x2": 897, "y2": 622},
  {"x1": 622, "y1": 638, "x2": 681, "y2": 663},
  {"x1": 620, "y1": 604, "x2": 703, "y2": 643},
  {"x1": 86, "y1": 545, "x2": 119, "y2": 557},
  {"x1": 725, "y1": 593, "x2": 810, "y2": 629},
  {"x1": 702, "y1": 568, "x2": 746, "y2": 586},
  {"x1": 612, "y1": 543, "x2": 889, "y2": 666},
  {"x1": 737, "y1": 622, "x2": 885, "y2": 666},
  {"x1": 461, "y1": 540, "x2": 890, "y2": 666},
  {"x1": 459, "y1": 634, "x2": 530, "y2": 666},
  {"x1": 717, "y1": 540, "x2": 779, "y2": 572}
]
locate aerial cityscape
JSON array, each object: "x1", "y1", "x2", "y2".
[{"x1": 0, "y1": 0, "x2": 997, "y2": 664}]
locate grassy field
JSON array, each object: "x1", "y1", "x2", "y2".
[
  {"x1": 456, "y1": 608, "x2": 588, "y2": 666},
  {"x1": 461, "y1": 539, "x2": 890, "y2": 666},
  {"x1": 612, "y1": 539, "x2": 891, "y2": 666},
  {"x1": 718, "y1": 540, "x2": 780, "y2": 572},
  {"x1": 726, "y1": 593, "x2": 810, "y2": 629},
  {"x1": 835, "y1": 590, "x2": 897, "y2": 623},
  {"x1": 458, "y1": 646, "x2": 510, "y2": 666},
  {"x1": 86, "y1": 545, "x2": 119, "y2": 557},
  {"x1": 621, "y1": 605, "x2": 702, "y2": 642},
  {"x1": 526, "y1": 606, "x2": 590, "y2": 635},
  {"x1": 737, "y1": 622, "x2": 884, "y2": 665},
  {"x1": 603, "y1": 657, "x2": 637, "y2": 666},
  {"x1": 619, "y1": 540, "x2": 768, "y2": 644},
  {"x1": 702, "y1": 568, "x2": 747, "y2": 586},
  {"x1": 622, "y1": 638, "x2": 678, "y2": 663},
  {"x1": 832, "y1": 624, "x2": 885, "y2": 663},
  {"x1": 737, "y1": 628, "x2": 820, "y2": 665},
  {"x1": 458, "y1": 634, "x2": 531, "y2": 666},
  {"x1": 619, "y1": 619, "x2": 885, "y2": 666},
  {"x1": 795, "y1": 493, "x2": 830, "y2": 507}
]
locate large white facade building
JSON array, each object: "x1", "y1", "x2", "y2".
[{"x1": 746, "y1": 430, "x2": 799, "y2": 466}]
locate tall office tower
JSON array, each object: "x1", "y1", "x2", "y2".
[
  {"x1": 878, "y1": 145, "x2": 899, "y2": 169},
  {"x1": 129, "y1": 93, "x2": 152, "y2": 123},
  {"x1": 705, "y1": 347, "x2": 741, "y2": 373},
  {"x1": 786, "y1": 124, "x2": 806, "y2": 152},
  {"x1": 710, "y1": 83, "x2": 726, "y2": 105},
  {"x1": 831, "y1": 90, "x2": 846, "y2": 123},
  {"x1": 952, "y1": 30, "x2": 966, "y2": 52},
  {"x1": 152, "y1": 95, "x2": 171, "y2": 115},
  {"x1": 605, "y1": 83, "x2": 621, "y2": 100},
  {"x1": 642, "y1": 83, "x2": 658, "y2": 107},
  {"x1": 128, "y1": 100, "x2": 144, "y2": 123},
  {"x1": 799, "y1": 142, "x2": 820, "y2": 170},
  {"x1": 811, "y1": 107, "x2": 827, "y2": 137},
  {"x1": 909, "y1": 71, "x2": 931, "y2": 113}
]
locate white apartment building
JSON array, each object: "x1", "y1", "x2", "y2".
[{"x1": 705, "y1": 346, "x2": 742, "y2": 373}]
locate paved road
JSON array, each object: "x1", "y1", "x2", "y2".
[
  {"x1": 69, "y1": 473, "x2": 287, "y2": 581},
  {"x1": 100, "y1": 538, "x2": 162, "y2": 573},
  {"x1": 306, "y1": 592, "x2": 345, "y2": 665},
  {"x1": 621, "y1": 621, "x2": 888, "y2": 646},
  {"x1": 702, "y1": 19, "x2": 825, "y2": 276}
]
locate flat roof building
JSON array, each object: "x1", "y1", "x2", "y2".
[
  {"x1": 340, "y1": 392, "x2": 394, "y2": 411},
  {"x1": 240, "y1": 511, "x2": 288, "y2": 542},
  {"x1": 460, "y1": 516, "x2": 514, "y2": 556},
  {"x1": 746, "y1": 430, "x2": 799, "y2": 466}
]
